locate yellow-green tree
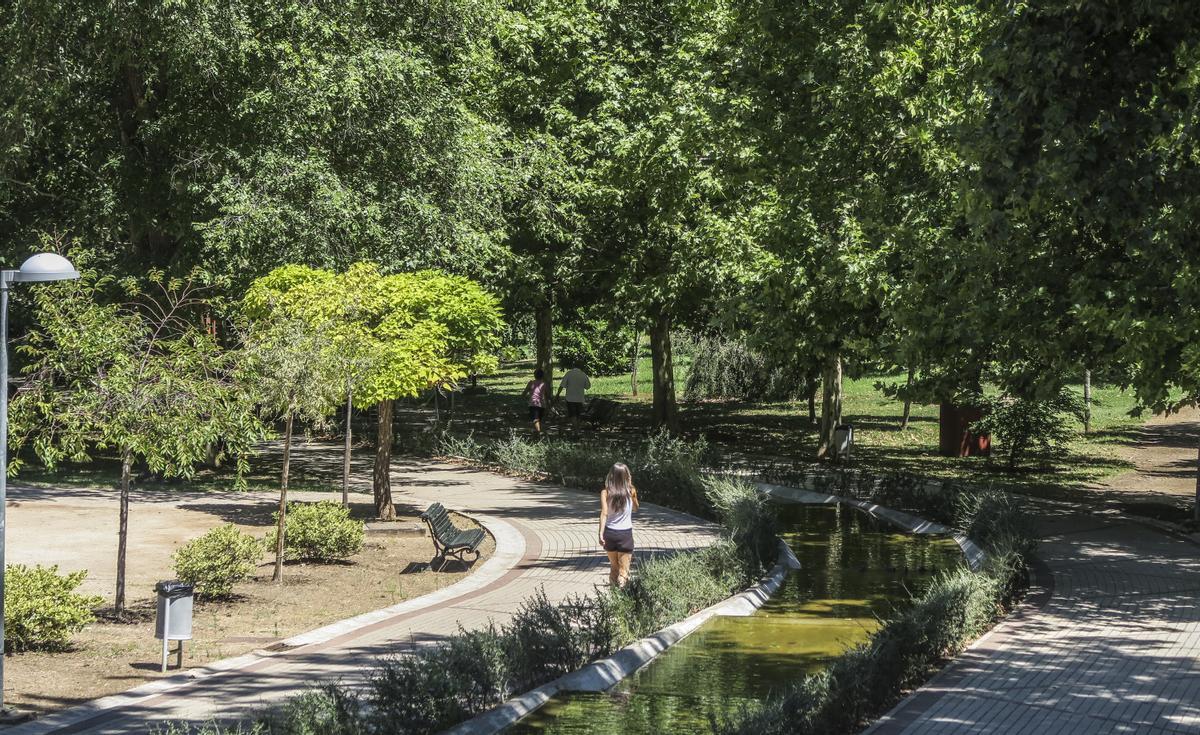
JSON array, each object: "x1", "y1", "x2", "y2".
[{"x1": 245, "y1": 263, "x2": 502, "y2": 519}]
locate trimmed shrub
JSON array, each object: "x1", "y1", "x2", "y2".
[
  {"x1": 5, "y1": 564, "x2": 102, "y2": 652},
  {"x1": 173, "y1": 524, "x2": 263, "y2": 598},
  {"x1": 269, "y1": 501, "x2": 364, "y2": 562}
]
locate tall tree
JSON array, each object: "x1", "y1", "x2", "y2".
[
  {"x1": 10, "y1": 271, "x2": 264, "y2": 612},
  {"x1": 0, "y1": 0, "x2": 507, "y2": 289},
  {"x1": 586, "y1": 0, "x2": 750, "y2": 431},
  {"x1": 241, "y1": 313, "x2": 339, "y2": 582},
  {"x1": 247, "y1": 264, "x2": 503, "y2": 519},
  {"x1": 953, "y1": 0, "x2": 1200, "y2": 511}
]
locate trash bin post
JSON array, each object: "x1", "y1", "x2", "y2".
[{"x1": 155, "y1": 580, "x2": 194, "y2": 673}]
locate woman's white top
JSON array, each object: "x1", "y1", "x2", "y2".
[{"x1": 605, "y1": 494, "x2": 633, "y2": 530}]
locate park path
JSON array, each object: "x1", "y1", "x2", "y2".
[
  {"x1": 869, "y1": 415, "x2": 1200, "y2": 734},
  {"x1": 11, "y1": 454, "x2": 717, "y2": 735}
]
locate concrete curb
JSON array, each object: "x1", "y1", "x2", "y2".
[
  {"x1": 7, "y1": 511, "x2": 522, "y2": 735},
  {"x1": 444, "y1": 538, "x2": 802, "y2": 735},
  {"x1": 756, "y1": 482, "x2": 987, "y2": 571}
]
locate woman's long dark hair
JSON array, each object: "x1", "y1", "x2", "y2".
[{"x1": 606, "y1": 462, "x2": 634, "y2": 514}]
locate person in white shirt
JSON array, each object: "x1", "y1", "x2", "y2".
[{"x1": 555, "y1": 364, "x2": 592, "y2": 429}]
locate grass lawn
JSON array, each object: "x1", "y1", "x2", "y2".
[
  {"x1": 14, "y1": 352, "x2": 1151, "y2": 511},
  {"x1": 426, "y1": 356, "x2": 1147, "y2": 506}
]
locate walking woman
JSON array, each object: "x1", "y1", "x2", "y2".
[{"x1": 598, "y1": 462, "x2": 639, "y2": 587}]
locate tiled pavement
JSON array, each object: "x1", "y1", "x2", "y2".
[
  {"x1": 14, "y1": 458, "x2": 717, "y2": 734},
  {"x1": 869, "y1": 512, "x2": 1200, "y2": 735}
]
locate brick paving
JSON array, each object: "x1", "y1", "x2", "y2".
[
  {"x1": 14, "y1": 457, "x2": 716, "y2": 734},
  {"x1": 869, "y1": 511, "x2": 1200, "y2": 735}
]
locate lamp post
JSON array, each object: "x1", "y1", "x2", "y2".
[{"x1": 0, "y1": 254, "x2": 79, "y2": 719}]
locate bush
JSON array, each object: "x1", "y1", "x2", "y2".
[
  {"x1": 969, "y1": 389, "x2": 1083, "y2": 469},
  {"x1": 269, "y1": 501, "x2": 364, "y2": 562},
  {"x1": 437, "y1": 431, "x2": 486, "y2": 463},
  {"x1": 5, "y1": 564, "x2": 102, "y2": 652},
  {"x1": 174, "y1": 525, "x2": 263, "y2": 598},
  {"x1": 155, "y1": 687, "x2": 363, "y2": 735},
  {"x1": 556, "y1": 317, "x2": 628, "y2": 376},
  {"x1": 504, "y1": 589, "x2": 621, "y2": 689},
  {"x1": 370, "y1": 624, "x2": 510, "y2": 733},
  {"x1": 488, "y1": 430, "x2": 548, "y2": 475},
  {"x1": 683, "y1": 335, "x2": 801, "y2": 401},
  {"x1": 704, "y1": 476, "x2": 778, "y2": 573}
]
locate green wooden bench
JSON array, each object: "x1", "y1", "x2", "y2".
[{"x1": 420, "y1": 502, "x2": 486, "y2": 570}]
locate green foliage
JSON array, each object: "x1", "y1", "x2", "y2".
[
  {"x1": 245, "y1": 263, "x2": 504, "y2": 404},
  {"x1": 488, "y1": 431, "x2": 548, "y2": 476},
  {"x1": 555, "y1": 318, "x2": 628, "y2": 376},
  {"x1": 436, "y1": 432, "x2": 487, "y2": 463},
  {"x1": 369, "y1": 624, "x2": 511, "y2": 733},
  {"x1": 683, "y1": 335, "x2": 799, "y2": 401},
  {"x1": 969, "y1": 391, "x2": 1084, "y2": 469},
  {"x1": 268, "y1": 502, "x2": 364, "y2": 562},
  {"x1": 704, "y1": 476, "x2": 778, "y2": 574},
  {"x1": 5, "y1": 564, "x2": 102, "y2": 652},
  {"x1": 616, "y1": 540, "x2": 748, "y2": 640},
  {"x1": 173, "y1": 525, "x2": 264, "y2": 599},
  {"x1": 11, "y1": 273, "x2": 266, "y2": 481},
  {"x1": 0, "y1": 1, "x2": 508, "y2": 290},
  {"x1": 156, "y1": 687, "x2": 364, "y2": 735}
]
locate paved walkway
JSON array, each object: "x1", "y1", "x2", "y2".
[
  {"x1": 13, "y1": 456, "x2": 717, "y2": 734},
  {"x1": 871, "y1": 443, "x2": 1200, "y2": 731}
]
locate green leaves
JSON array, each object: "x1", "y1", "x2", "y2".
[
  {"x1": 9, "y1": 274, "x2": 267, "y2": 482},
  {"x1": 243, "y1": 263, "x2": 503, "y2": 405}
]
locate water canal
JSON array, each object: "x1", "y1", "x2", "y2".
[{"x1": 506, "y1": 502, "x2": 963, "y2": 734}]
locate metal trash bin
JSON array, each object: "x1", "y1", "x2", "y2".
[
  {"x1": 832, "y1": 424, "x2": 854, "y2": 461},
  {"x1": 154, "y1": 580, "x2": 194, "y2": 672}
]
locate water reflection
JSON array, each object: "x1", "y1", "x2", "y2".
[{"x1": 507, "y1": 503, "x2": 963, "y2": 734}]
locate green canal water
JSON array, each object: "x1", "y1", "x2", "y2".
[{"x1": 506, "y1": 502, "x2": 963, "y2": 734}]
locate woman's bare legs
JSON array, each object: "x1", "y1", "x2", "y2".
[
  {"x1": 607, "y1": 551, "x2": 621, "y2": 586},
  {"x1": 616, "y1": 552, "x2": 632, "y2": 587}
]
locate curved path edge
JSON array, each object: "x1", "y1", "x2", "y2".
[
  {"x1": 445, "y1": 538, "x2": 803, "y2": 735},
  {"x1": 6, "y1": 511, "x2": 526, "y2": 735}
]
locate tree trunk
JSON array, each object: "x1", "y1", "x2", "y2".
[
  {"x1": 807, "y1": 372, "x2": 818, "y2": 425},
  {"x1": 535, "y1": 303, "x2": 554, "y2": 390},
  {"x1": 373, "y1": 399, "x2": 396, "y2": 520},
  {"x1": 273, "y1": 412, "x2": 294, "y2": 583},
  {"x1": 900, "y1": 365, "x2": 915, "y2": 430},
  {"x1": 816, "y1": 354, "x2": 843, "y2": 460},
  {"x1": 630, "y1": 330, "x2": 640, "y2": 397},
  {"x1": 342, "y1": 390, "x2": 352, "y2": 507},
  {"x1": 1083, "y1": 369, "x2": 1092, "y2": 434},
  {"x1": 115, "y1": 450, "x2": 133, "y2": 614},
  {"x1": 649, "y1": 309, "x2": 678, "y2": 432}
]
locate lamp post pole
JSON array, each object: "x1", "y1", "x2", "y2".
[
  {"x1": 0, "y1": 255, "x2": 79, "y2": 719},
  {"x1": 0, "y1": 274, "x2": 9, "y2": 714}
]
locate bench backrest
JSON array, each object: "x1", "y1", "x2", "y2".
[{"x1": 421, "y1": 503, "x2": 458, "y2": 540}]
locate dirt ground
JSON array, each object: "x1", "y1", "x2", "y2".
[
  {"x1": 1092, "y1": 406, "x2": 1200, "y2": 523},
  {"x1": 2, "y1": 484, "x2": 492, "y2": 715}
]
